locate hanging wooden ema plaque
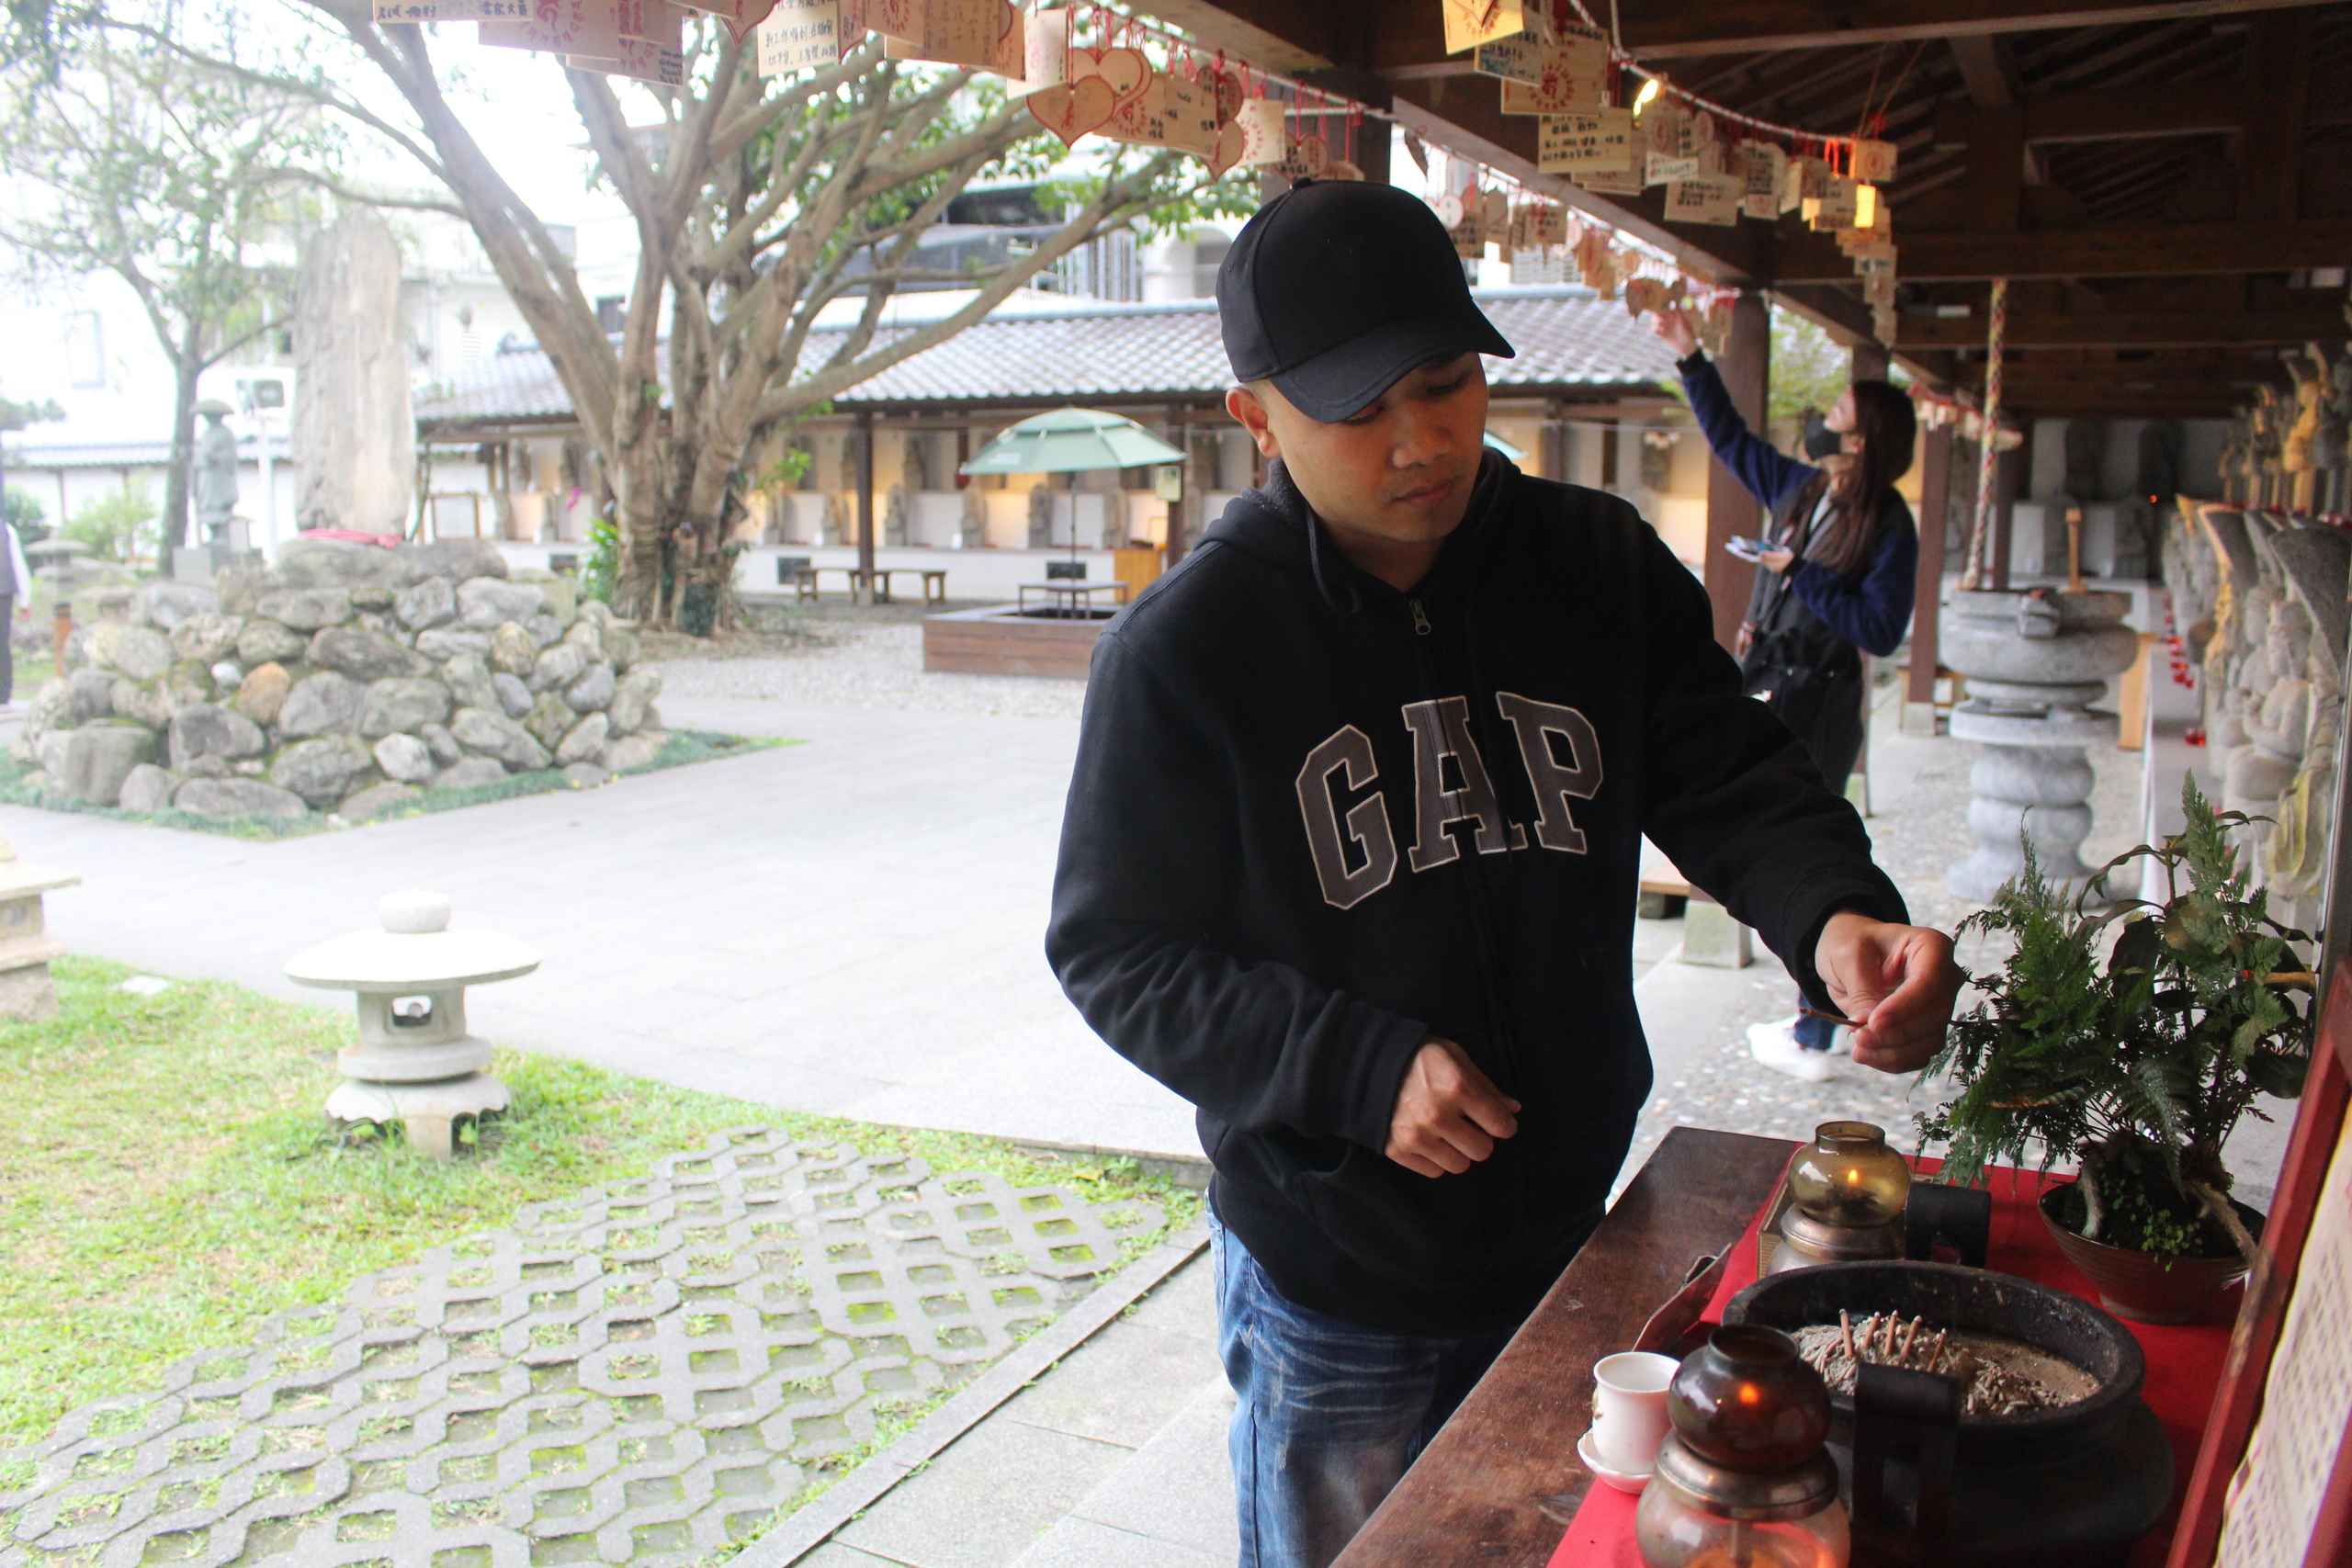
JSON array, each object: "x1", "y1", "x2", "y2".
[
  {"x1": 574, "y1": 0, "x2": 684, "y2": 83},
  {"x1": 480, "y1": 0, "x2": 627, "y2": 57},
  {"x1": 883, "y1": 0, "x2": 1019, "y2": 69},
  {"x1": 1666, "y1": 175, "x2": 1740, "y2": 226},
  {"x1": 374, "y1": 0, "x2": 527, "y2": 24},
  {"x1": 1536, "y1": 108, "x2": 1631, "y2": 174},
  {"x1": 1736, "y1": 141, "x2": 1786, "y2": 220},
  {"x1": 1495, "y1": 28, "x2": 1607, "y2": 115},
  {"x1": 1440, "y1": 0, "x2": 1523, "y2": 54},
  {"x1": 756, "y1": 0, "x2": 844, "y2": 73}
]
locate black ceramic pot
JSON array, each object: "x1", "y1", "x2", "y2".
[{"x1": 1725, "y1": 1261, "x2": 2172, "y2": 1567}]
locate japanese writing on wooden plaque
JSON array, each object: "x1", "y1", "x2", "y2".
[
  {"x1": 374, "y1": 0, "x2": 527, "y2": 22},
  {"x1": 1666, "y1": 175, "x2": 1740, "y2": 226},
  {"x1": 882, "y1": 0, "x2": 1017, "y2": 68},
  {"x1": 1536, "y1": 108, "x2": 1631, "y2": 172},
  {"x1": 481, "y1": 0, "x2": 626, "y2": 57},
  {"x1": 756, "y1": 0, "x2": 842, "y2": 72},
  {"x1": 1440, "y1": 0, "x2": 1523, "y2": 54}
]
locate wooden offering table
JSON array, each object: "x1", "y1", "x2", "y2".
[{"x1": 1334, "y1": 1127, "x2": 1791, "y2": 1567}]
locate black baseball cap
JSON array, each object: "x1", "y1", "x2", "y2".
[{"x1": 1217, "y1": 179, "x2": 1515, "y2": 423}]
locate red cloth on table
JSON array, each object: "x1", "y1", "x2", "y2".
[{"x1": 1546, "y1": 1163, "x2": 2236, "y2": 1567}]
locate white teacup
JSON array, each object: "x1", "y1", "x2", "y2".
[{"x1": 1589, "y1": 1350, "x2": 1679, "y2": 1476}]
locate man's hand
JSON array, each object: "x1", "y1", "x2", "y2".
[
  {"x1": 1814, "y1": 912, "x2": 1963, "y2": 1073},
  {"x1": 1385, "y1": 1037, "x2": 1520, "y2": 1178},
  {"x1": 1648, "y1": 304, "x2": 1701, "y2": 359}
]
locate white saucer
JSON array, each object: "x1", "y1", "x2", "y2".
[{"x1": 1577, "y1": 1429, "x2": 1653, "y2": 1495}]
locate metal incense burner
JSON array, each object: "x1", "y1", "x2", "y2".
[{"x1": 1770, "y1": 1122, "x2": 1912, "y2": 1272}]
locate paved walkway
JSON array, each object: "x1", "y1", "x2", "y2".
[{"x1": 4, "y1": 694, "x2": 1199, "y2": 1159}]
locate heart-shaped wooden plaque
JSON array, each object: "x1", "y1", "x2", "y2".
[
  {"x1": 1073, "y1": 43, "x2": 1150, "y2": 109},
  {"x1": 1027, "y1": 75, "x2": 1117, "y2": 148}
]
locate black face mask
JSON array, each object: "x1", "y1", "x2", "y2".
[{"x1": 1802, "y1": 411, "x2": 1842, "y2": 460}]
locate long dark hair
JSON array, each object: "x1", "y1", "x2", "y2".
[{"x1": 1784, "y1": 379, "x2": 1917, "y2": 578}]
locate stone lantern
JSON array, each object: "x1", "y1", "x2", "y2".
[
  {"x1": 0, "y1": 835, "x2": 78, "y2": 1021},
  {"x1": 286, "y1": 890, "x2": 538, "y2": 1160}
]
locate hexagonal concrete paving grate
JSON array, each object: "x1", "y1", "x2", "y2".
[{"x1": 0, "y1": 1128, "x2": 1168, "y2": 1567}]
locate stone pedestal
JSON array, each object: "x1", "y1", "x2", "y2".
[
  {"x1": 1943, "y1": 590, "x2": 2142, "y2": 902},
  {"x1": 0, "y1": 844, "x2": 79, "y2": 1021},
  {"x1": 286, "y1": 890, "x2": 539, "y2": 1160},
  {"x1": 1679, "y1": 902, "x2": 1753, "y2": 968}
]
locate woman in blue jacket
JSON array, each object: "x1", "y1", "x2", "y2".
[{"x1": 1653, "y1": 305, "x2": 1920, "y2": 1077}]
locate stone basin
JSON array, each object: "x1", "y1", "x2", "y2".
[{"x1": 1941, "y1": 589, "x2": 2142, "y2": 688}]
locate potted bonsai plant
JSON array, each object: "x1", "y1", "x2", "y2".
[{"x1": 1917, "y1": 779, "x2": 2314, "y2": 1323}]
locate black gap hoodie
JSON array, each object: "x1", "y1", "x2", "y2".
[{"x1": 1046, "y1": 454, "x2": 1905, "y2": 1336}]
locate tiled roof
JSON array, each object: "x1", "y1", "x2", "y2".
[
  {"x1": 413, "y1": 288, "x2": 1676, "y2": 431},
  {"x1": 4, "y1": 434, "x2": 283, "y2": 469}
]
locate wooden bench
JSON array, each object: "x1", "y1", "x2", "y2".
[
  {"x1": 792, "y1": 566, "x2": 949, "y2": 607},
  {"x1": 1016, "y1": 580, "x2": 1132, "y2": 616}
]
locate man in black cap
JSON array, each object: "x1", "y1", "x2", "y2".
[{"x1": 1046, "y1": 180, "x2": 1959, "y2": 1568}]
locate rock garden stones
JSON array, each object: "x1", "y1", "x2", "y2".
[
  {"x1": 310, "y1": 626, "x2": 434, "y2": 682},
  {"x1": 272, "y1": 737, "x2": 373, "y2": 807},
  {"x1": 372, "y1": 733, "x2": 435, "y2": 784},
  {"x1": 277, "y1": 671, "x2": 365, "y2": 739},
  {"x1": 432, "y1": 757, "x2": 509, "y2": 791},
  {"x1": 167, "y1": 705, "x2": 266, "y2": 773},
  {"x1": 60, "y1": 728, "x2": 155, "y2": 805},
  {"x1": 415, "y1": 626, "x2": 489, "y2": 660},
  {"x1": 340, "y1": 781, "x2": 420, "y2": 819},
  {"x1": 489, "y1": 620, "x2": 538, "y2": 676},
  {"x1": 235, "y1": 618, "x2": 307, "y2": 667},
  {"x1": 118, "y1": 763, "x2": 178, "y2": 815},
  {"x1": 19, "y1": 539, "x2": 664, "y2": 822},
  {"x1": 563, "y1": 661, "x2": 616, "y2": 713},
  {"x1": 358, "y1": 677, "x2": 452, "y2": 739},
  {"x1": 176, "y1": 777, "x2": 308, "y2": 820},
  {"x1": 169, "y1": 613, "x2": 243, "y2": 665},
  {"x1": 88, "y1": 623, "x2": 174, "y2": 682},
  {"x1": 254, "y1": 586, "x2": 353, "y2": 630},
  {"x1": 451, "y1": 706, "x2": 550, "y2": 771},
  {"x1": 234, "y1": 662, "x2": 292, "y2": 725},
  {"x1": 556, "y1": 713, "x2": 607, "y2": 766},
  {"x1": 396, "y1": 576, "x2": 457, "y2": 630},
  {"x1": 609, "y1": 668, "x2": 661, "y2": 735},
  {"x1": 458, "y1": 578, "x2": 549, "y2": 630}
]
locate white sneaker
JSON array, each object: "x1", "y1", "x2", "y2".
[{"x1": 1747, "y1": 1017, "x2": 1838, "y2": 1082}]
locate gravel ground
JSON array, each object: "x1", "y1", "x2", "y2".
[
  {"x1": 650, "y1": 604, "x2": 1088, "y2": 719},
  {"x1": 1619, "y1": 679, "x2": 2149, "y2": 1179},
  {"x1": 650, "y1": 620, "x2": 2154, "y2": 1171}
]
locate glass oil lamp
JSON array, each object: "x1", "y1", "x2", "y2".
[
  {"x1": 1770, "y1": 1121, "x2": 1912, "y2": 1273},
  {"x1": 1636, "y1": 1325, "x2": 1849, "y2": 1568}
]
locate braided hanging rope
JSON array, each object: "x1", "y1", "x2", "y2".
[{"x1": 1962, "y1": 278, "x2": 2008, "y2": 590}]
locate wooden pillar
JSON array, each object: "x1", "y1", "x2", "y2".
[
  {"x1": 1905, "y1": 423, "x2": 1955, "y2": 726},
  {"x1": 1989, "y1": 438, "x2": 2023, "y2": 592},
  {"x1": 1850, "y1": 342, "x2": 1891, "y2": 383},
  {"x1": 1703, "y1": 292, "x2": 1770, "y2": 651},
  {"x1": 1164, "y1": 400, "x2": 1193, "y2": 567},
  {"x1": 2238, "y1": 11, "x2": 2312, "y2": 225},
  {"x1": 854, "y1": 409, "x2": 876, "y2": 603},
  {"x1": 1965, "y1": 107, "x2": 2023, "y2": 233}
]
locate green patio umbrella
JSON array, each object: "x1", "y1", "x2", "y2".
[{"x1": 959, "y1": 406, "x2": 1186, "y2": 477}]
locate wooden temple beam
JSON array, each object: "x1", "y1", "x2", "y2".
[
  {"x1": 1608, "y1": 0, "x2": 2343, "y2": 59},
  {"x1": 1895, "y1": 304, "x2": 2349, "y2": 347},
  {"x1": 1776, "y1": 219, "x2": 2352, "y2": 280},
  {"x1": 1930, "y1": 87, "x2": 2250, "y2": 145},
  {"x1": 2238, "y1": 8, "x2": 2314, "y2": 226}
]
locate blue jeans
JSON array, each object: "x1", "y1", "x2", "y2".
[
  {"x1": 1793, "y1": 1001, "x2": 1837, "y2": 1052},
  {"x1": 1212, "y1": 1215, "x2": 1517, "y2": 1568}
]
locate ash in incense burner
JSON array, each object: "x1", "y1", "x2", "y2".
[
  {"x1": 1792, "y1": 1311, "x2": 2097, "y2": 1417},
  {"x1": 1727, "y1": 1262, "x2": 2171, "y2": 1566}
]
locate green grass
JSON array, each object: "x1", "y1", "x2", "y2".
[
  {"x1": 0, "y1": 728, "x2": 794, "y2": 840},
  {"x1": 0, "y1": 956, "x2": 1197, "y2": 1458}
]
